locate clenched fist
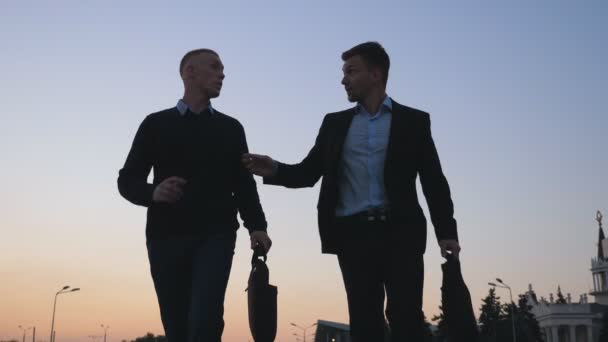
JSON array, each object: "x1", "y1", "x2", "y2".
[{"x1": 153, "y1": 176, "x2": 187, "y2": 204}]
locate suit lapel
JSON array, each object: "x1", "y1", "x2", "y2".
[
  {"x1": 330, "y1": 108, "x2": 356, "y2": 161},
  {"x1": 385, "y1": 100, "x2": 404, "y2": 166}
]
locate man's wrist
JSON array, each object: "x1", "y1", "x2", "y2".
[{"x1": 271, "y1": 160, "x2": 279, "y2": 177}]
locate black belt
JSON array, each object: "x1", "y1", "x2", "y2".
[{"x1": 336, "y1": 208, "x2": 392, "y2": 224}]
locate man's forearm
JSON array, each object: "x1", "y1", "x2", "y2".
[{"x1": 117, "y1": 171, "x2": 155, "y2": 207}]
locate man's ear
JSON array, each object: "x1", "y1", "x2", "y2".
[
  {"x1": 370, "y1": 67, "x2": 382, "y2": 83},
  {"x1": 182, "y1": 64, "x2": 195, "y2": 80}
]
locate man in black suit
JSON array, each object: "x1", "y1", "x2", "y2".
[
  {"x1": 243, "y1": 42, "x2": 460, "y2": 342},
  {"x1": 118, "y1": 48, "x2": 272, "y2": 342}
]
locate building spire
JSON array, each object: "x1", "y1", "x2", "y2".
[{"x1": 598, "y1": 211, "x2": 605, "y2": 260}]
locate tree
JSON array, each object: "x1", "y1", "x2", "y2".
[
  {"x1": 422, "y1": 312, "x2": 435, "y2": 342},
  {"x1": 431, "y1": 304, "x2": 448, "y2": 342},
  {"x1": 555, "y1": 286, "x2": 567, "y2": 304},
  {"x1": 130, "y1": 332, "x2": 167, "y2": 342},
  {"x1": 515, "y1": 294, "x2": 544, "y2": 342},
  {"x1": 479, "y1": 287, "x2": 503, "y2": 342}
]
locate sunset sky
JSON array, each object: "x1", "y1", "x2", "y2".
[{"x1": 1, "y1": 1, "x2": 607, "y2": 341}]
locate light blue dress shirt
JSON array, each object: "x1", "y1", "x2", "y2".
[
  {"x1": 335, "y1": 96, "x2": 393, "y2": 217},
  {"x1": 176, "y1": 99, "x2": 215, "y2": 115}
]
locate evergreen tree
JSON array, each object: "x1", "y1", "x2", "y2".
[
  {"x1": 422, "y1": 312, "x2": 435, "y2": 342},
  {"x1": 515, "y1": 294, "x2": 544, "y2": 342},
  {"x1": 431, "y1": 304, "x2": 448, "y2": 342},
  {"x1": 479, "y1": 287, "x2": 503, "y2": 342},
  {"x1": 498, "y1": 294, "x2": 545, "y2": 342},
  {"x1": 131, "y1": 333, "x2": 167, "y2": 342}
]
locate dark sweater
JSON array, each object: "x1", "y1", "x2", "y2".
[{"x1": 117, "y1": 107, "x2": 267, "y2": 241}]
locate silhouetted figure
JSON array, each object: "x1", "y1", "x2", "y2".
[
  {"x1": 118, "y1": 48, "x2": 271, "y2": 342},
  {"x1": 243, "y1": 41, "x2": 460, "y2": 342}
]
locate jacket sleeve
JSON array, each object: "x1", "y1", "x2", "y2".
[
  {"x1": 234, "y1": 122, "x2": 268, "y2": 233},
  {"x1": 263, "y1": 115, "x2": 329, "y2": 188},
  {"x1": 418, "y1": 113, "x2": 458, "y2": 242},
  {"x1": 117, "y1": 116, "x2": 155, "y2": 207}
]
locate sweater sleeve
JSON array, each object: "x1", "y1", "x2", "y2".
[
  {"x1": 233, "y1": 122, "x2": 268, "y2": 233},
  {"x1": 117, "y1": 116, "x2": 155, "y2": 207}
]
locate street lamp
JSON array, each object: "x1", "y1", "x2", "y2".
[
  {"x1": 18, "y1": 326, "x2": 31, "y2": 342},
  {"x1": 101, "y1": 324, "x2": 109, "y2": 342},
  {"x1": 49, "y1": 285, "x2": 80, "y2": 342},
  {"x1": 291, "y1": 322, "x2": 317, "y2": 342},
  {"x1": 488, "y1": 278, "x2": 517, "y2": 342}
]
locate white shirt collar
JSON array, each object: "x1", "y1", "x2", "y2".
[
  {"x1": 355, "y1": 96, "x2": 392, "y2": 116},
  {"x1": 176, "y1": 99, "x2": 215, "y2": 116}
]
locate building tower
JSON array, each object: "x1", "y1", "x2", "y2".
[{"x1": 590, "y1": 211, "x2": 608, "y2": 305}]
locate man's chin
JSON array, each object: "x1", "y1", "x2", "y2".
[{"x1": 346, "y1": 94, "x2": 357, "y2": 102}]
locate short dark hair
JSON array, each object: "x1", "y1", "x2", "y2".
[
  {"x1": 342, "y1": 42, "x2": 390, "y2": 85},
  {"x1": 179, "y1": 48, "x2": 219, "y2": 75}
]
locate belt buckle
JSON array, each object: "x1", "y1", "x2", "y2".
[
  {"x1": 375, "y1": 208, "x2": 388, "y2": 222},
  {"x1": 365, "y1": 209, "x2": 376, "y2": 222},
  {"x1": 361, "y1": 209, "x2": 389, "y2": 222}
]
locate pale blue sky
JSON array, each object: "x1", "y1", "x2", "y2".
[{"x1": 1, "y1": 1, "x2": 607, "y2": 340}]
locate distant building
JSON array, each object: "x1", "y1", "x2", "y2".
[
  {"x1": 313, "y1": 320, "x2": 350, "y2": 342},
  {"x1": 525, "y1": 211, "x2": 608, "y2": 342},
  {"x1": 312, "y1": 319, "x2": 430, "y2": 342}
]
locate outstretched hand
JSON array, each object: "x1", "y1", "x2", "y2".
[{"x1": 242, "y1": 153, "x2": 276, "y2": 177}]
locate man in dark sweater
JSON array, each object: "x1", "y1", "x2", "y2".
[
  {"x1": 118, "y1": 48, "x2": 271, "y2": 342},
  {"x1": 243, "y1": 42, "x2": 461, "y2": 342}
]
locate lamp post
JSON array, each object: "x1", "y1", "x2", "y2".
[
  {"x1": 488, "y1": 278, "x2": 516, "y2": 342},
  {"x1": 49, "y1": 285, "x2": 80, "y2": 342},
  {"x1": 101, "y1": 324, "x2": 109, "y2": 342},
  {"x1": 291, "y1": 322, "x2": 317, "y2": 342},
  {"x1": 18, "y1": 326, "x2": 31, "y2": 342}
]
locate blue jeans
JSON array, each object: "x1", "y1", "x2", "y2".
[{"x1": 147, "y1": 230, "x2": 237, "y2": 342}]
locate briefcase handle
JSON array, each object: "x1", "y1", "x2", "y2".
[{"x1": 252, "y1": 244, "x2": 268, "y2": 265}]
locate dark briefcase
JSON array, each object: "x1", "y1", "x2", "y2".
[
  {"x1": 441, "y1": 253, "x2": 480, "y2": 342},
  {"x1": 247, "y1": 245, "x2": 277, "y2": 342}
]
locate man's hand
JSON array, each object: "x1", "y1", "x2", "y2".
[
  {"x1": 152, "y1": 176, "x2": 187, "y2": 204},
  {"x1": 242, "y1": 153, "x2": 276, "y2": 177},
  {"x1": 250, "y1": 231, "x2": 272, "y2": 253},
  {"x1": 439, "y1": 239, "x2": 461, "y2": 259}
]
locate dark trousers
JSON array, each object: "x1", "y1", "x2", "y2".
[
  {"x1": 146, "y1": 230, "x2": 237, "y2": 342},
  {"x1": 336, "y1": 219, "x2": 425, "y2": 342}
]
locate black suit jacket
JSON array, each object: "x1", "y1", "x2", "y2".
[{"x1": 264, "y1": 100, "x2": 457, "y2": 254}]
